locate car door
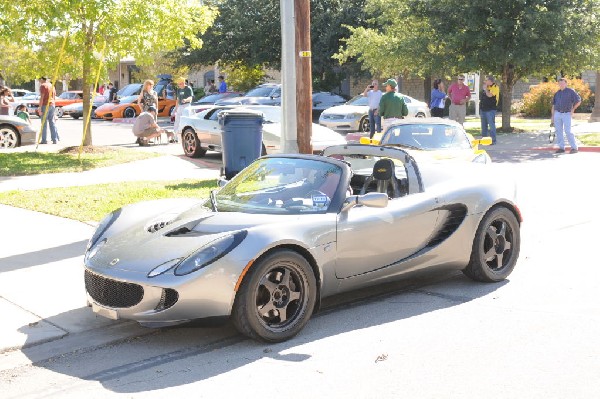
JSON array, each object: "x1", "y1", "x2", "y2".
[
  {"x1": 199, "y1": 108, "x2": 223, "y2": 147},
  {"x1": 334, "y1": 192, "x2": 440, "y2": 279}
]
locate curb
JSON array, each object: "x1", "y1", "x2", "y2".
[{"x1": 531, "y1": 146, "x2": 600, "y2": 152}]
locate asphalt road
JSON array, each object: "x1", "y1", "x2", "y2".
[{"x1": 1, "y1": 118, "x2": 599, "y2": 398}]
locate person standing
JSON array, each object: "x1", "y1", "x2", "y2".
[
  {"x1": 551, "y1": 77, "x2": 581, "y2": 154},
  {"x1": 447, "y1": 74, "x2": 471, "y2": 125},
  {"x1": 378, "y1": 78, "x2": 408, "y2": 131},
  {"x1": 0, "y1": 87, "x2": 14, "y2": 115},
  {"x1": 218, "y1": 75, "x2": 227, "y2": 93},
  {"x1": 173, "y1": 77, "x2": 193, "y2": 136},
  {"x1": 107, "y1": 82, "x2": 118, "y2": 103},
  {"x1": 479, "y1": 75, "x2": 500, "y2": 144},
  {"x1": 430, "y1": 79, "x2": 446, "y2": 118},
  {"x1": 137, "y1": 79, "x2": 158, "y2": 114},
  {"x1": 39, "y1": 77, "x2": 59, "y2": 144},
  {"x1": 362, "y1": 80, "x2": 382, "y2": 138}
]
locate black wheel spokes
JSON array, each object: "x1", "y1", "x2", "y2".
[
  {"x1": 483, "y1": 220, "x2": 513, "y2": 271},
  {"x1": 257, "y1": 267, "x2": 303, "y2": 328}
]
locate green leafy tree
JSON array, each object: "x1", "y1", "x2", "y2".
[
  {"x1": 2, "y1": 0, "x2": 216, "y2": 145},
  {"x1": 338, "y1": 0, "x2": 600, "y2": 131},
  {"x1": 179, "y1": 0, "x2": 368, "y2": 91},
  {"x1": 221, "y1": 62, "x2": 267, "y2": 92}
]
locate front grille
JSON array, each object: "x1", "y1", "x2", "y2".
[
  {"x1": 322, "y1": 114, "x2": 345, "y2": 120},
  {"x1": 85, "y1": 270, "x2": 144, "y2": 308}
]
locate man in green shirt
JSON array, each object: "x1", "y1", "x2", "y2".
[{"x1": 379, "y1": 78, "x2": 408, "y2": 131}]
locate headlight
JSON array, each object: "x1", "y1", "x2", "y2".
[
  {"x1": 174, "y1": 231, "x2": 247, "y2": 276},
  {"x1": 86, "y1": 209, "x2": 121, "y2": 252},
  {"x1": 472, "y1": 153, "x2": 490, "y2": 164}
]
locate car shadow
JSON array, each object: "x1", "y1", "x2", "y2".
[
  {"x1": 0, "y1": 240, "x2": 89, "y2": 273},
  {"x1": 16, "y1": 270, "x2": 507, "y2": 394}
]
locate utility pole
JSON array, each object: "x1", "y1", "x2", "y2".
[
  {"x1": 280, "y1": 0, "x2": 298, "y2": 153},
  {"x1": 295, "y1": 0, "x2": 312, "y2": 154}
]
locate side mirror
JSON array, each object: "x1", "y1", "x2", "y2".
[
  {"x1": 217, "y1": 178, "x2": 228, "y2": 187},
  {"x1": 342, "y1": 192, "x2": 388, "y2": 212}
]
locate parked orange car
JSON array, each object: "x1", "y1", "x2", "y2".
[
  {"x1": 94, "y1": 95, "x2": 176, "y2": 120},
  {"x1": 29, "y1": 91, "x2": 84, "y2": 118}
]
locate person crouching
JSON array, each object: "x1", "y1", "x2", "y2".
[{"x1": 132, "y1": 106, "x2": 174, "y2": 146}]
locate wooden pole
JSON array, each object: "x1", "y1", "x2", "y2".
[{"x1": 295, "y1": 0, "x2": 312, "y2": 154}]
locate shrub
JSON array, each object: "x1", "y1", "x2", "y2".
[{"x1": 522, "y1": 79, "x2": 592, "y2": 117}]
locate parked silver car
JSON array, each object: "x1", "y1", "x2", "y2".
[
  {"x1": 0, "y1": 115, "x2": 37, "y2": 148},
  {"x1": 84, "y1": 144, "x2": 522, "y2": 342},
  {"x1": 319, "y1": 94, "x2": 430, "y2": 133}
]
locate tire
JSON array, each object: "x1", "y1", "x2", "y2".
[
  {"x1": 415, "y1": 112, "x2": 426, "y2": 118},
  {"x1": 123, "y1": 107, "x2": 136, "y2": 119},
  {"x1": 55, "y1": 107, "x2": 64, "y2": 118},
  {"x1": 232, "y1": 249, "x2": 317, "y2": 342},
  {"x1": 182, "y1": 127, "x2": 206, "y2": 158},
  {"x1": 463, "y1": 207, "x2": 520, "y2": 282},
  {"x1": 0, "y1": 125, "x2": 20, "y2": 148},
  {"x1": 359, "y1": 116, "x2": 370, "y2": 133}
]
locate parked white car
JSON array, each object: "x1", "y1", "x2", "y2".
[
  {"x1": 176, "y1": 105, "x2": 347, "y2": 158},
  {"x1": 319, "y1": 94, "x2": 430, "y2": 133}
]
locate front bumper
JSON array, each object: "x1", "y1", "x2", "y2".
[{"x1": 318, "y1": 116, "x2": 362, "y2": 132}]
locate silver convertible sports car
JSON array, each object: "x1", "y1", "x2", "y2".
[{"x1": 84, "y1": 144, "x2": 522, "y2": 342}]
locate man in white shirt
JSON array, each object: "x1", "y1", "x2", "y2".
[{"x1": 362, "y1": 81, "x2": 382, "y2": 138}]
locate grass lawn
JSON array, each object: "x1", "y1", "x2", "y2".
[
  {"x1": 0, "y1": 147, "x2": 160, "y2": 176},
  {"x1": 579, "y1": 134, "x2": 600, "y2": 146},
  {"x1": 0, "y1": 179, "x2": 217, "y2": 222},
  {"x1": 464, "y1": 116, "x2": 552, "y2": 135}
]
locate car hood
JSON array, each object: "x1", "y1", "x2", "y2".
[
  {"x1": 320, "y1": 104, "x2": 368, "y2": 116},
  {"x1": 88, "y1": 201, "x2": 305, "y2": 274},
  {"x1": 261, "y1": 122, "x2": 345, "y2": 146}
]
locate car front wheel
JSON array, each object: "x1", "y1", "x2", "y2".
[
  {"x1": 0, "y1": 126, "x2": 20, "y2": 148},
  {"x1": 359, "y1": 116, "x2": 370, "y2": 132},
  {"x1": 232, "y1": 249, "x2": 317, "y2": 342},
  {"x1": 182, "y1": 127, "x2": 206, "y2": 158},
  {"x1": 463, "y1": 207, "x2": 520, "y2": 282},
  {"x1": 123, "y1": 107, "x2": 136, "y2": 119},
  {"x1": 55, "y1": 107, "x2": 64, "y2": 118}
]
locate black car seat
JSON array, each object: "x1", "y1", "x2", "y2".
[{"x1": 359, "y1": 158, "x2": 402, "y2": 198}]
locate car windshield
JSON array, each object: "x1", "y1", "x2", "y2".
[
  {"x1": 346, "y1": 95, "x2": 368, "y2": 106},
  {"x1": 118, "y1": 84, "x2": 142, "y2": 97},
  {"x1": 245, "y1": 86, "x2": 277, "y2": 97},
  {"x1": 154, "y1": 81, "x2": 175, "y2": 99},
  {"x1": 212, "y1": 157, "x2": 342, "y2": 214},
  {"x1": 118, "y1": 95, "x2": 138, "y2": 104},
  {"x1": 381, "y1": 123, "x2": 472, "y2": 150}
]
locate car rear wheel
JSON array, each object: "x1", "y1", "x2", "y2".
[
  {"x1": 55, "y1": 107, "x2": 64, "y2": 118},
  {"x1": 359, "y1": 116, "x2": 369, "y2": 132},
  {"x1": 123, "y1": 107, "x2": 136, "y2": 119},
  {"x1": 182, "y1": 127, "x2": 206, "y2": 158},
  {"x1": 232, "y1": 249, "x2": 317, "y2": 342},
  {"x1": 463, "y1": 207, "x2": 520, "y2": 282},
  {"x1": 0, "y1": 125, "x2": 20, "y2": 148}
]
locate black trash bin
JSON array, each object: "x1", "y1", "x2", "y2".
[{"x1": 218, "y1": 109, "x2": 264, "y2": 179}]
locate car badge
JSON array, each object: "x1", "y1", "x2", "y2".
[{"x1": 109, "y1": 258, "x2": 120, "y2": 266}]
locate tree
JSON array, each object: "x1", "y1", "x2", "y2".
[
  {"x1": 338, "y1": 0, "x2": 600, "y2": 131},
  {"x1": 2, "y1": 0, "x2": 216, "y2": 146},
  {"x1": 178, "y1": 0, "x2": 368, "y2": 91}
]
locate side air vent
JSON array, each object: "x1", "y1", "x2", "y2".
[{"x1": 427, "y1": 205, "x2": 468, "y2": 247}]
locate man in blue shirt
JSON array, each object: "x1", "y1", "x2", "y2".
[
  {"x1": 551, "y1": 78, "x2": 581, "y2": 154},
  {"x1": 218, "y1": 75, "x2": 227, "y2": 93}
]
